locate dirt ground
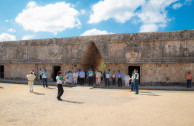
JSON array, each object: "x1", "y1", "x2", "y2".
[{"x1": 0, "y1": 83, "x2": 194, "y2": 126}]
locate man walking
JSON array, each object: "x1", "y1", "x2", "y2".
[{"x1": 56, "y1": 72, "x2": 64, "y2": 101}]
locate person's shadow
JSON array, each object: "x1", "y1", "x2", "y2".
[
  {"x1": 60, "y1": 100, "x2": 84, "y2": 104},
  {"x1": 32, "y1": 92, "x2": 45, "y2": 95},
  {"x1": 0, "y1": 86, "x2": 4, "y2": 89}
]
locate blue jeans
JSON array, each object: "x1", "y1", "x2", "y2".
[
  {"x1": 135, "y1": 80, "x2": 139, "y2": 94},
  {"x1": 131, "y1": 81, "x2": 134, "y2": 91},
  {"x1": 89, "y1": 77, "x2": 93, "y2": 86},
  {"x1": 105, "y1": 78, "x2": 110, "y2": 87},
  {"x1": 43, "y1": 78, "x2": 48, "y2": 87},
  {"x1": 187, "y1": 80, "x2": 191, "y2": 88}
]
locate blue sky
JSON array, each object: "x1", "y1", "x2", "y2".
[{"x1": 0, "y1": 0, "x2": 193, "y2": 41}]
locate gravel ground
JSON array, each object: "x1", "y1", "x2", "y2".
[{"x1": 0, "y1": 83, "x2": 194, "y2": 126}]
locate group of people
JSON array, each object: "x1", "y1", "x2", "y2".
[{"x1": 26, "y1": 68, "x2": 192, "y2": 101}]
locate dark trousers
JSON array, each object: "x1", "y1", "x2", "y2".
[
  {"x1": 80, "y1": 78, "x2": 84, "y2": 85},
  {"x1": 89, "y1": 77, "x2": 93, "y2": 86},
  {"x1": 105, "y1": 78, "x2": 110, "y2": 86},
  {"x1": 131, "y1": 81, "x2": 135, "y2": 91},
  {"x1": 135, "y1": 80, "x2": 139, "y2": 94},
  {"x1": 187, "y1": 80, "x2": 191, "y2": 88},
  {"x1": 40, "y1": 75, "x2": 42, "y2": 80},
  {"x1": 112, "y1": 78, "x2": 116, "y2": 85},
  {"x1": 42, "y1": 78, "x2": 48, "y2": 87},
  {"x1": 78, "y1": 76, "x2": 80, "y2": 84},
  {"x1": 57, "y1": 84, "x2": 64, "y2": 99},
  {"x1": 118, "y1": 78, "x2": 122, "y2": 87}
]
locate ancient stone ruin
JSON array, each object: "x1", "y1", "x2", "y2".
[{"x1": 0, "y1": 30, "x2": 194, "y2": 86}]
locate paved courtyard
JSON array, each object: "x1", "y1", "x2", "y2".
[{"x1": 0, "y1": 83, "x2": 194, "y2": 126}]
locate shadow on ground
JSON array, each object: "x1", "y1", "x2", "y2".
[
  {"x1": 60, "y1": 100, "x2": 84, "y2": 104},
  {"x1": 32, "y1": 92, "x2": 45, "y2": 95},
  {"x1": 0, "y1": 86, "x2": 4, "y2": 89},
  {"x1": 140, "y1": 91, "x2": 160, "y2": 96}
]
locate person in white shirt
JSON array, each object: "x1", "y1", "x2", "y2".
[
  {"x1": 73, "y1": 70, "x2": 78, "y2": 84},
  {"x1": 26, "y1": 71, "x2": 36, "y2": 92},
  {"x1": 41, "y1": 70, "x2": 48, "y2": 88},
  {"x1": 111, "y1": 71, "x2": 116, "y2": 85},
  {"x1": 124, "y1": 73, "x2": 130, "y2": 86},
  {"x1": 105, "y1": 69, "x2": 110, "y2": 87},
  {"x1": 95, "y1": 70, "x2": 101, "y2": 86},
  {"x1": 88, "y1": 68, "x2": 94, "y2": 86},
  {"x1": 56, "y1": 72, "x2": 64, "y2": 101},
  {"x1": 133, "y1": 69, "x2": 139, "y2": 94},
  {"x1": 80, "y1": 69, "x2": 85, "y2": 85}
]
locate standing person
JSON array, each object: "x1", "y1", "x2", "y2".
[
  {"x1": 95, "y1": 70, "x2": 101, "y2": 87},
  {"x1": 101, "y1": 71, "x2": 103, "y2": 81},
  {"x1": 73, "y1": 70, "x2": 78, "y2": 84},
  {"x1": 39, "y1": 68, "x2": 42, "y2": 81},
  {"x1": 130, "y1": 72, "x2": 135, "y2": 91},
  {"x1": 68, "y1": 71, "x2": 73, "y2": 83},
  {"x1": 88, "y1": 68, "x2": 94, "y2": 86},
  {"x1": 77, "y1": 69, "x2": 81, "y2": 84},
  {"x1": 80, "y1": 69, "x2": 85, "y2": 85},
  {"x1": 116, "y1": 70, "x2": 123, "y2": 87},
  {"x1": 26, "y1": 71, "x2": 36, "y2": 92},
  {"x1": 186, "y1": 71, "x2": 192, "y2": 88},
  {"x1": 103, "y1": 71, "x2": 106, "y2": 82},
  {"x1": 41, "y1": 70, "x2": 48, "y2": 88},
  {"x1": 56, "y1": 72, "x2": 64, "y2": 101},
  {"x1": 124, "y1": 73, "x2": 130, "y2": 87},
  {"x1": 111, "y1": 71, "x2": 116, "y2": 85},
  {"x1": 105, "y1": 70, "x2": 110, "y2": 87},
  {"x1": 133, "y1": 69, "x2": 139, "y2": 94}
]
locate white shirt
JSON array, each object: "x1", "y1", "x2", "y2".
[
  {"x1": 27, "y1": 74, "x2": 36, "y2": 81},
  {"x1": 42, "y1": 72, "x2": 47, "y2": 78},
  {"x1": 106, "y1": 73, "x2": 110, "y2": 78},
  {"x1": 56, "y1": 76, "x2": 63, "y2": 84},
  {"x1": 88, "y1": 71, "x2": 93, "y2": 77},
  {"x1": 73, "y1": 72, "x2": 78, "y2": 78},
  {"x1": 124, "y1": 75, "x2": 130, "y2": 81}
]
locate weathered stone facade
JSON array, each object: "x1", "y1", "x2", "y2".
[{"x1": 0, "y1": 30, "x2": 194, "y2": 85}]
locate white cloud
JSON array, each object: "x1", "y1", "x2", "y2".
[
  {"x1": 15, "y1": 1, "x2": 81, "y2": 34},
  {"x1": 173, "y1": 3, "x2": 183, "y2": 9},
  {"x1": 22, "y1": 35, "x2": 34, "y2": 40},
  {"x1": 88, "y1": 0, "x2": 145, "y2": 24},
  {"x1": 0, "y1": 33, "x2": 16, "y2": 42},
  {"x1": 139, "y1": 24, "x2": 158, "y2": 32},
  {"x1": 80, "y1": 9, "x2": 86, "y2": 15},
  {"x1": 5, "y1": 20, "x2": 9, "y2": 22},
  {"x1": 88, "y1": 0, "x2": 184, "y2": 32},
  {"x1": 81, "y1": 28, "x2": 114, "y2": 36},
  {"x1": 137, "y1": 0, "x2": 178, "y2": 32},
  {"x1": 8, "y1": 28, "x2": 16, "y2": 33}
]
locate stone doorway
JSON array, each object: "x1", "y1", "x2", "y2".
[
  {"x1": 80, "y1": 41, "x2": 103, "y2": 71},
  {"x1": 0, "y1": 65, "x2": 4, "y2": 78},
  {"x1": 53, "y1": 66, "x2": 61, "y2": 81}
]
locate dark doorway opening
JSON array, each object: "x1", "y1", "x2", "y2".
[
  {"x1": 53, "y1": 66, "x2": 61, "y2": 81},
  {"x1": 80, "y1": 41, "x2": 103, "y2": 71},
  {"x1": 0, "y1": 65, "x2": 4, "y2": 79},
  {"x1": 128, "y1": 66, "x2": 140, "y2": 83}
]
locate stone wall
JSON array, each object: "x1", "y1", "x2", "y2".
[{"x1": 0, "y1": 30, "x2": 194, "y2": 84}]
